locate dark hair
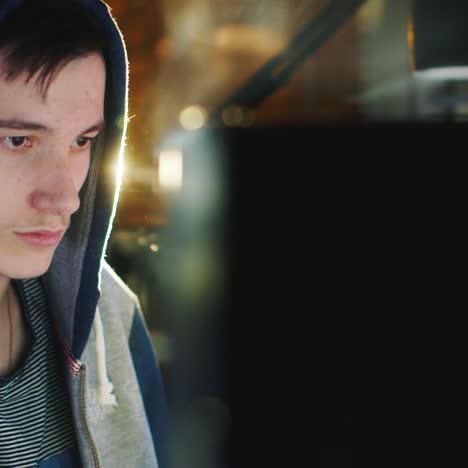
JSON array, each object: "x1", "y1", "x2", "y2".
[{"x1": 0, "y1": 0, "x2": 108, "y2": 95}]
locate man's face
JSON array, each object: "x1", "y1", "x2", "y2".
[{"x1": 0, "y1": 52, "x2": 106, "y2": 279}]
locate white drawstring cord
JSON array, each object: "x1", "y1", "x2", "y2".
[{"x1": 94, "y1": 306, "x2": 118, "y2": 406}]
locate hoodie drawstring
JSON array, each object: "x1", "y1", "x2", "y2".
[{"x1": 94, "y1": 306, "x2": 118, "y2": 406}]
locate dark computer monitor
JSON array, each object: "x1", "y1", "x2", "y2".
[{"x1": 161, "y1": 122, "x2": 468, "y2": 468}]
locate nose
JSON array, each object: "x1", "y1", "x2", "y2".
[{"x1": 29, "y1": 159, "x2": 81, "y2": 217}]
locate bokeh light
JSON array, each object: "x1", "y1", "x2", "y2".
[{"x1": 179, "y1": 105, "x2": 207, "y2": 130}]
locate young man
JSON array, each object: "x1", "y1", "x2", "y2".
[{"x1": 0, "y1": 1, "x2": 167, "y2": 466}]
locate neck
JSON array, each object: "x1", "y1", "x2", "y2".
[
  {"x1": 0, "y1": 275, "x2": 10, "y2": 305},
  {"x1": 0, "y1": 276, "x2": 12, "y2": 376},
  {"x1": 0, "y1": 276, "x2": 29, "y2": 377}
]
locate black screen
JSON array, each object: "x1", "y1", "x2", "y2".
[{"x1": 166, "y1": 122, "x2": 468, "y2": 468}]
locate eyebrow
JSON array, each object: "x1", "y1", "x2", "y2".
[{"x1": 0, "y1": 119, "x2": 106, "y2": 134}]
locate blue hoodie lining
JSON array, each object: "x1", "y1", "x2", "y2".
[{"x1": 69, "y1": 0, "x2": 128, "y2": 359}]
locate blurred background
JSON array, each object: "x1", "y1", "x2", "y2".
[
  {"x1": 106, "y1": 0, "x2": 405, "y2": 379},
  {"x1": 103, "y1": 1, "x2": 468, "y2": 467}
]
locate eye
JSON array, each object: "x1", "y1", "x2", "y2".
[
  {"x1": 2, "y1": 136, "x2": 32, "y2": 150},
  {"x1": 72, "y1": 136, "x2": 96, "y2": 150}
]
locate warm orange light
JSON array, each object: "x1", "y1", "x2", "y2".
[{"x1": 407, "y1": 16, "x2": 416, "y2": 72}]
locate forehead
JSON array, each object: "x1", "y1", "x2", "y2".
[{"x1": 0, "y1": 53, "x2": 106, "y2": 130}]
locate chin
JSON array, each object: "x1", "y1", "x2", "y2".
[
  {"x1": 16, "y1": 266, "x2": 51, "y2": 279},
  {"x1": 1, "y1": 253, "x2": 54, "y2": 280}
]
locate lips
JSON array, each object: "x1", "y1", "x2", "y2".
[{"x1": 14, "y1": 230, "x2": 65, "y2": 247}]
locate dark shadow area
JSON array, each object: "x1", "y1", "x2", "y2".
[
  {"x1": 112, "y1": 123, "x2": 468, "y2": 468},
  {"x1": 215, "y1": 123, "x2": 467, "y2": 468}
]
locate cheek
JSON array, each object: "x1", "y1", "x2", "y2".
[
  {"x1": 0, "y1": 165, "x2": 29, "y2": 206},
  {"x1": 0, "y1": 167, "x2": 31, "y2": 232},
  {"x1": 72, "y1": 154, "x2": 91, "y2": 191}
]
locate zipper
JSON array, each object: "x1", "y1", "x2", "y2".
[{"x1": 79, "y1": 364, "x2": 102, "y2": 468}]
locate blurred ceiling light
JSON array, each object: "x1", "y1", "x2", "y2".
[
  {"x1": 158, "y1": 149, "x2": 183, "y2": 190},
  {"x1": 214, "y1": 24, "x2": 285, "y2": 55},
  {"x1": 149, "y1": 243, "x2": 159, "y2": 253},
  {"x1": 413, "y1": 68, "x2": 468, "y2": 80},
  {"x1": 179, "y1": 105, "x2": 207, "y2": 130},
  {"x1": 409, "y1": 0, "x2": 468, "y2": 80}
]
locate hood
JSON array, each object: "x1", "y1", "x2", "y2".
[{"x1": 0, "y1": 0, "x2": 129, "y2": 360}]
